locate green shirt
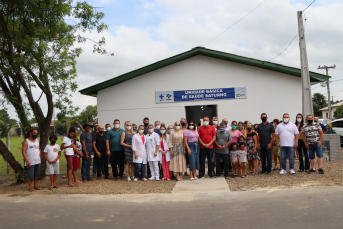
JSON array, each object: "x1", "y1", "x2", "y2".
[{"x1": 106, "y1": 128, "x2": 124, "y2": 151}]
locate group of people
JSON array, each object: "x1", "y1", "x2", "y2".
[{"x1": 22, "y1": 112, "x2": 326, "y2": 191}]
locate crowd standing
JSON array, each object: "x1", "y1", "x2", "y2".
[{"x1": 21, "y1": 113, "x2": 327, "y2": 191}]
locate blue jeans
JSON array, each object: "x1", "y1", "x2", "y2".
[
  {"x1": 26, "y1": 163, "x2": 41, "y2": 180},
  {"x1": 82, "y1": 151, "x2": 92, "y2": 181},
  {"x1": 134, "y1": 163, "x2": 146, "y2": 179},
  {"x1": 280, "y1": 146, "x2": 295, "y2": 170},
  {"x1": 188, "y1": 142, "x2": 200, "y2": 171},
  {"x1": 308, "y1": 142, "x2": 323, "y2": 159},
  {"x1": 260, "y1": 144, "x2": 272, "y2": 173},
  {"x1": 200, "y1": 148, "x2": 213, "y2": 177}
]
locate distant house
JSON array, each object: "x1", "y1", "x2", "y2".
[{"x1": 320, "y1": 101, "x2": 343, "y2": 119}]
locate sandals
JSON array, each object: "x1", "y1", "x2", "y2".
[
  {"x1": 48, "y1": 187, "x2": 54, "y2": 190},
  {"x1": 244, "y1": 174, "x2": 248, "y2": 177},
  {"x1": 190, "y1": 178, "x2": 195, "y2": 181},
  {"x1": 273, "y1": 167, "x2": 279, "y2": 171},
  {"x1": 29, "y1": 189, "x2": 35, "y2": 192},
  {"x1": 68, "y1": 184, "x2": 78, "y2": 187},
  {"x1": 142, "y1": 178, "x2": 148, "y2": 181},
  {"x1": 194, "y1": 177, "x2": 198, "y2": 180},
  {"x1": 34, "y1": 187, "x2": 42, "y2": 190}
]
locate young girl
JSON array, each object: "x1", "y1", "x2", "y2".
[
  {"x1": 44, "y1": 135, "x2": 61, "y2": 190},
  {"x1": 132, "y1": 125, "x2": 148, "y2": 182},
  {"x1": 159, "y1": 126, "x2": 171, "y2": 180},
  {"x1": 238, "y1": 143, "x2": 248, "y2": 177},
  {"x1": 61, "y1": 127, "x2": 77, "y2": 187},
  {"x1": 72, "y1": 129, "x2": 83, "y2": 184},
  {"x1": 230, "y1": 143, "x2": 239, "y2": 178}
]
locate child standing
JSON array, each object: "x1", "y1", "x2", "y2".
[
  {"x1": 238, "y1": 143, "x2": 248, "y2": 177},
  {"x1": 230, "y1": 143, "x2": 239, "y2": 178},
  {"x1": 72, "y1": 129, "x2": 83, "y2": 184},
  {"x1": 61, "y1": 127, "x2": 76, "y2": 187},
  {"x1": 44, "y1": 135, "x2": 61, "y2": 190}
]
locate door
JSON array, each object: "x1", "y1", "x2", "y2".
[{"x1": 185, "y1": 105, "x2": 217, "y2": 127}]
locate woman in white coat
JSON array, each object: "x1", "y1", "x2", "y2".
[
  {"x1": 159, "y1": 126, "x2": 171, "y2": 180},
  {"x1": 146, "y1": 124, "x2": 160, "y2": 181},
  {"x1": 132, "y1": 125, "x2": 148, "y2": 182}
]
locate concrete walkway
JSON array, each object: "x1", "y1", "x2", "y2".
[{"x1": 172, "y1": 176, "x2": 231, "y2": 193}]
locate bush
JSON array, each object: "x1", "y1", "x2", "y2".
[{"x1": 334, "y1": 107, "x2": 343, "y2": 119}]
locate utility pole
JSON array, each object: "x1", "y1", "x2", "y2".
[
  {"x1": 318, "y1": 65, "x2": 335, "y2": 120},
  {"x1": 297, "y1": 11, "x2": 313, "y2": 117}
]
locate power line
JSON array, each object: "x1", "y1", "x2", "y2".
[
  {"x1": 203, "y1": 0, "x2": 267, "y2": 47},
  {"x1": 303, "y1": 0, "x2": 316, "y2": 12}
]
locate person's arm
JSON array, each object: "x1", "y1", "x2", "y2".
[
  {"x1": 154, "y1": 134, "x2": 160, "y2": 157},
  {"x1": 268, "y1": 133, "x2": 275, "y2": 150},
  {"x1": 106, "y1": 139, "x2": 111, "y2": 156},
  {"x1": 92, "y1": 141, "x2": 101, "y2": 158},
  {"x1": 44, "y1": 151, "x2": 52, "y2": 164},
  {"x1": 132, "y1": 135, "x2": 139, "y2": 159},
  {"x1": 39, "y1": 140, "x2": 42, "y2": 161},
  {"x1": 242, "y1": 130, "x2": 247, "y2": 140},
  {"x1": 121, "y1": 132, "x2": 131, "y2": 148},
  {"x1": 22, "y1": 140, "x2": 31, "y2": 168},
  {"x1": 318, "y1": 130, "x2": 324, "y2": 147},
  {"x1": 184, "y1": 136, "x2": 190, "y2": 151},
  {"x1": 253, "y1": 134, "x2": 257, "y2": 153},
  {"x1": 275, "y1": 134, "x2": 280, "y2": 148},
  {"x1": 302, "y1": 133, "x2": 309, "y2": 149}
]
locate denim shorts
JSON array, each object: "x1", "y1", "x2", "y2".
[
  {"x1": 26, "y1": 163, "x2": 41, "y2": 180},
  {"x1": 308, "y1": 142, "x2": 323, "y2": 159}
]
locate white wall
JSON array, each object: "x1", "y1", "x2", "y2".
[{"x1": 97, "y1": 55, "x2": 302, "y2": 126}]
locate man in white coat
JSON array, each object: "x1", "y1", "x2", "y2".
[{"x1": 146, "y1": 124, "x2": 160, "y2": 180}]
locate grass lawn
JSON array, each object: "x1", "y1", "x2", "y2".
[{"x1": 0, "y1": 137, "x2": 67, "y2": 175}]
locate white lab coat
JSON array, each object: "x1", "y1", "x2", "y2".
[
  {"x1": 145, "y1": 132, "x2": 160, "y2": 162},
  {"x1": 159, "y1": 135, "x2": 170, "y2": 163},
  {"x1": 132, "y1": 133, "x2": 147, "y2": 164}
]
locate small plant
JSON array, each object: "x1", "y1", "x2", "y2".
[{"x1": 13, "y1": 170, "x2": 27, "y2": 184}]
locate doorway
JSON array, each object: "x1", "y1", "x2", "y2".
[{"x1": 185, "y1": 105, "x2": 218, "y2": 126}]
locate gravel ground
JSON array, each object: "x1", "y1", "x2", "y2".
[{"x1": 227, "y1": 149, "x2": 343, "y2": 191}]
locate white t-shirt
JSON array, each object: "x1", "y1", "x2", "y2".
[
  {"x1": 238, "y1": 150, "x2": 247, "y2": 163},
  {"x1": 25, "y1": 139, "x2": 41, "y2": 166},
  {"x1": 62, "y1": 136, "x2": 74, "y2": 156},
  {"x1": 275, "y1": 122, "x2": 299, "y2": 147},
  {"x1": 44, "y1": 144, "x2": 61, "y2": 162},
  {"x1": 225, "y1": 126, "x2": 232, "y2": 131}
]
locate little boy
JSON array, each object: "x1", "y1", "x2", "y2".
[
  {"x1": 238, "y1": 143, "x2": 248, "y2": 177},
  {"x1": 230, "y1": 143, "x2": 239, "y2": 178},
  {"x1": 44, "y1": 135, "x2": 61, "y2": 190}
]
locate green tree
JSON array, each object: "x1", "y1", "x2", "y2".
[
  {"x1": 312, "y1": 93, "x2": 328, "y2": 117},
  {"x1": 78, "y1": 105, "x2": 97, "y2": 125},
  {"x1": 333, "y1": 107, "x2": 343, "y2": 119},
  {"x1": 0, "y1": 0, "x2": 111, "y2": 181}
]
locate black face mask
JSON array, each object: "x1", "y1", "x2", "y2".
[
  {"x1": 247, "y1": 128, "x2": 252, "y2": 132},
  {"x1": 181, "y1": 123, "x2": 186, "y2": 126},
  {"x1": 308, "y1": 120, "x2": 313, "y2": 124},
  {"x1": 32, "y1": 134, "x2": 38, "y2": 139},
  {"x1": 99, "y1": 131, "x2": 104, "y2": 134},
  {"x1": 144, "y1": 123, "x2": 149, "y2": 127},
  {"x1": 261, "y1": 117, "x2": 267, "y2": 122},
  {"x1": 51, "y1": 140, "x2": 56, "y2": 145}
]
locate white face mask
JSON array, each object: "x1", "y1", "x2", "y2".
[
  {"x1": 175, "y1": 126, "x2": 180, "y2": 130},
  {"x1": 149, "y1": 129, "x2": 154, "y2": 133},
  {"x1": 126, "y1": 126, "x2": 132, "y2": 130},
  {"x1": 114, "y1": 124, "x2": 120, "y2": 129},
  {"x1": 155, "y1": 125, "x2": 160, "y2": 130},
  {"x1": 283, "y1": 118, "x2": 289, "y2": 123},
  {"x1": 139, "y1": 129, "x2": 144, "y2": 134},
  {"x1": 297, "y1": 118, "x2": 302, "y2": 122},
  {"x1": 203, "y1": 121, "x2": 209, "y2": 126},
  {"x1": 213, "y1": 121, "x2": 218, "y2": 125},
  {"x1": 106, "y1": 127, "x2": 111, "y2": 131},
  {"x1": 189, "y1": 125, "x2": 194, "y2": 129}
]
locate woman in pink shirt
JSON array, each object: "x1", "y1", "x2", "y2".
[
  {"x1": 184, "y1": 120, "x2": 200, "y2": 180},
  {"x1": 229, "y1": 121, "x2": 242, "y2": 144}
]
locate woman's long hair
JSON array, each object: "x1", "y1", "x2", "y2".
[{"x1": 295, "y1": 113, "x2": 304, "y2": 131}]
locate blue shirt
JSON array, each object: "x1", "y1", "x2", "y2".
[
  {"x1": 80, "y1": 131, "x2": 93, "y2": 153},
  {"x1": 319, "y1": 123, "x2": 328, "y2": 132},
  {"x1": 106, "y1": 128, "x2": 124, "y2": 151},
  {"x1": 154, "y1": 130, "x2": 160, "y2": 134}
]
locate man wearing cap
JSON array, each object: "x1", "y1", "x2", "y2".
[{"x1": 81, "y1": 122, "x2": 93, "y2": 182}]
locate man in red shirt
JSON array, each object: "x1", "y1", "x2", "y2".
[{"x1": 198, "y1": 117, "x2": 216, "y2": 178}]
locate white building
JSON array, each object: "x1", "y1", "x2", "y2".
[
  {"x1": 320, "y1": 101, "x2": 343, "y2": 119},
  {"x1": 80, "y1": 47, "x2": 328, "y2": 126}
]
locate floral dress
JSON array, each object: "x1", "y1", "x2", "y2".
[
  {"x1": 272, "y1": 126, "x2": 281, "y2": 156},
  {"x1": 168, "y1": 130, "x2": 187, "y2": 173},
  {"x1": 247, "y1": 132, "x2": 259, "y2": 160}
]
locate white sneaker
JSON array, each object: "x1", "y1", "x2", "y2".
[
  {"x1": 149, "y1": 177, "x2": 155, "y2": 181},
  {"x1": 166, "y1": 178, "x2": 170, "y2": 181},
  {"x1": 156, "y1": 177, "x2": 159, "y2": 181},
  {"x1": 290, "y1": 169, "x2": 296, "y2": 174},
  {"x1": 279, "y1": 169, "x2": 287, "y2": 175},
  {"x1": 127, "y1": 177, "x2": 131, "y2": 181}
]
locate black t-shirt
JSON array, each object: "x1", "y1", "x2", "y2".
[
  {"x1": 247, "y1": 132, "x2": 257, "y2": 138},
  {"x1": 93, "y1": 132, "x2": 107, "y2": 152},
  {"x1": 257, "y1": 122, "x2": 275, "y2": 145}
]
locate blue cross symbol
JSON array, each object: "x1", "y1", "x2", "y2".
[{"x1": 159, "y1": 94, "x2": 164, "y2": 100}]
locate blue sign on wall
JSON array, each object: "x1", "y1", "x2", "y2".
[{"x1": 156, "y1": 87, "x2": 247, "y2": 103}]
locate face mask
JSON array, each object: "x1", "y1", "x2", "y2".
[
  {"x1": 168, "y1": 129, "x2": 173, "y2": 133},
  {"x1": 213, "y1": 121, "x2": 218, "y2": 125},
  {"x1": 297, "y1": 118, "x2": 302, "y2": 122},
  {"x1": 149, "y1": 129, "x2": 154, "y2": 133},
  {"x1": 262, "y1": 117, "x2": 267, "y2": 122},
  {"x1": 99, "y1": 131, "x2": 104, "y2": 134},
  {"x1": 307, "y1": 120, "x2": 313, "y2": 124},
  {"x1": 126, "y1": 126, "x2": 132, "y2": 130},
  {"x1": 51, "y1": 140, "x2": 56, "y2": 145},
  {"x1": 232, "y1": 147, "x2": 237, "y2": 151},
  {"x1": 220, "y1": 128, "x2": 225, "y2": 132},
  {"x1": 203, "y1": 121, "x2": 209, "y2": 126},
  {"x1": 160, "y1": 130, "x2": 166, "y2": 134},
  {"x1": 240, "y1": 147, "x2": 245, "y2": 150},
  {"x1": 144, "y1": 123, "x2": 149, "y2": 127},
  {"x1": 238, "y1": 126, "x2": 243, "y2": 130},
  {"x1": 232, "y1": 126, "x2": 237, "y2": 130},
  {"x1": 155, "y1": 125, "x2": 160, "y2": 130},
  {"x1": 189, "y1": 125, "x2": 194, "y2": 129},
  {"x1": 106, "y1": 127, "x2": 111, "y2": 131},
  {"x1": 224, "y1": 123, "x2": 228, "y2": 127},
  {"x1": 32, "y1": 134, "x2": 38, "y2": 139},
  {"x1": 175, "y1": 126, "x2": 180, "y2": 130},
  {"x1": 181, "y1": 123, "x2": 186, "y2": 126},
  {"x1": 247, "y1": 128, "x2": 252, "y2": 132},
  {"x1": 283, "y1": 118, "x2": 289, "y2": 123},
  {"x1": 139, "y1": 129, "x2": 144, "y2": 134},
  {"x1": 114, "y1": 124, "x2": 120, "y2": 129}
]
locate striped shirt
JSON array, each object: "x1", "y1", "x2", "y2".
[{"x1": 301, "y1": 124, "x2": 322, "y2": 144}]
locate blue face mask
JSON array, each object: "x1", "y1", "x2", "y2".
[
  {"x1": 220, "y1": 128, "x2": 225, "y2": 132},
  {"x1": 160, "y1": 130, "x2": 166, "y2": 134}
]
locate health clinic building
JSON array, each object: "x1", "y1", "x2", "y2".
[{"x1": 80, "y1": 47, "x2": 328, "y2": 126}]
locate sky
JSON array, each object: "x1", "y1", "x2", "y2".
[{"x1": 4, "y1": 0, "x2": 343, "y2": 121}]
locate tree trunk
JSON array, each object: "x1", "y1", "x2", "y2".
[
  {"x1": 6, "y1": 126, "x2": 12, "y2": 174},
  {"x1": 38, "y1": 122, "x2": 50, "y2": 179},
  {"x1": 0, "y1": 140, "x2": 26, "y2": 183}
]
